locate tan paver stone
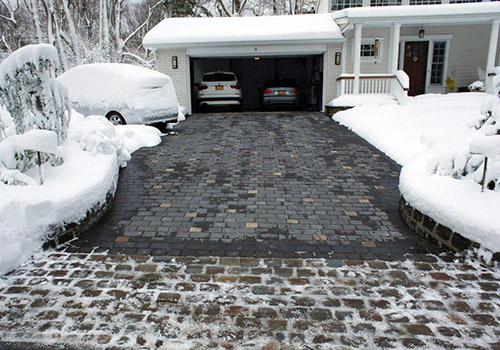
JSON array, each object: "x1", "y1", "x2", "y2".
[
  {"x1": 272, "y1": 172, "x2": 282, "y2": 176},
  {"x1": 375, "y1": 185, "x2": 386, "y2": 190},
  {"x1": 185, "y1": 212, "x2": 198, "y2": 218},
  {"x1": 303, "y1": 198, "x2": 315, "y2": 202},
  {"x1": 165, "y1": 168, "x2": 174, "y2": 172},
  {"x1": 345, "y1": 211, "x2": 358, "y2": 216},
  {"x1": 342, "y1": 165, "x2": 352, "y2": 169},
  {"x1": 159, "y1": 203, "x2": 171, "y2": 208},
  {"x1": 248, "y1": 190, "x2": 259, "y2": 194},
  {"x1": 226, "y1": 209, "x2": 237, "y2": 214},
  {"x1": 189, "y1": 227, "x2": 202, "y2": 233},
  {"x1": 153, "y1": 185, "x2": 163, "y2": 189},
  {"x1": 151, "y1": 160, "x2": 159, "y2": 163},
  {"x1": 115, "y1": 237, "x2": 129, "y2": 243},
  {"x1": 206, "y1": 180, "x2": 215, "y2": 184},
  {"x1": 313, "y1": 234, "x2": 326, "y2": 241},
  {"x1": 358, "y1": 199, "x2": 371, "y2": 204},
  {"x1": 287, "y1": 219, "x2": 299, "y2": 224},
  {"x1": 246, "y1": 223, "x2": 259, "y2": 228},
  {"x1": 362, "y1": 242, "x2": 377, "y2": 248}
]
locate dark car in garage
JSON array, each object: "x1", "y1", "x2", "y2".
[{"x1": 262, "y1": 78, "x2": 301, "y2": 109}]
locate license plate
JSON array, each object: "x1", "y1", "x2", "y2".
[
  {"x1": 215, "y1": 86, "x2": 223, "y2": 90},
  {"x1": 278, "y1": 91, "x2": 286, "y2": 95}
]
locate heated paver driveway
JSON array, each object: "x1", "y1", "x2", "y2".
[{"x1": 67, "y1": 112, "x2": 443, "y2": 260}]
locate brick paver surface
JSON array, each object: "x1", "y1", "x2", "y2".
[
  {"x1": 66, "y1": 112, "x2": 444, "y2": 260},
  {"x1": 1, "y1": 252, "x2": 499, "y2": 349}
]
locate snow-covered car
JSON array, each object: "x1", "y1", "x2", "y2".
[
  {"x1": 262, "y1": 78, "x2": 301, "y2": 109},
  {"x1": 57, "y1": 63, "x2": 179, "y2": 125},
  {"x1": 195, "y1": 71, "x2": 242, "y2": 110}
]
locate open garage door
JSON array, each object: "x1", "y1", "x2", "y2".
[{"x1": 190, "y1": 55, "x2": 323, "y2": 112}]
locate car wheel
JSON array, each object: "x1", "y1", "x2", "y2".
[{"x1": 106, "y1": 112, "x2": 126, "y2": 125}]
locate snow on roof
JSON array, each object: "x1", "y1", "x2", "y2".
[
  {"x1": 333, "y1": 2, "x2": 500, "y2": 25},
  {"x1": 143, "y1": 14, "x2": 343, "y2": 48}
]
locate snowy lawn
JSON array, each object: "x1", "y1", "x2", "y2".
[
  {"x1": 0, "y1": 111, "x2": 162, "y2": 276},
  {"x1": 332, "y1": 93, "x2": 500, "y2": 255}
]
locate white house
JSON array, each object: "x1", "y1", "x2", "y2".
[{"x1": 143, "y1": 1, "x2": 500, "y2": 113}]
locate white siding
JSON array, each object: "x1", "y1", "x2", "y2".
[
  {"x1": 344, "y1": 27, "x2": 392, "y2": 74},
  {"x1": 157, "y1": 48, "x2": 189, "y2": 110},
  {"x1": 324, "y1": 43, "x2": 343, "y2": 103}
]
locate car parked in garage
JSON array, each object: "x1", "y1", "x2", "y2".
[
  {"x1": 196, "y1": 71, "x2": 242, "y2": 110},
  {"x1": 57, "y1": 63, "x2": 179, "y2": 126},
  {"x1": 262, "y1": 78, "x2": 301, "y2": 109}
]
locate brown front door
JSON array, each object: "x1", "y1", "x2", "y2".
[{"x1": 404, "y1": 41, "x2": 428, "y2": 96}]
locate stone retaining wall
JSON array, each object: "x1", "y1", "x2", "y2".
[
  {"x1": 399, "y1": 196, "x2": 499, "y2": 262},
  {"x1": 324, "y1": 106, "x2": 353, "y2": 117},
  {"x1": 42, "y1": 190, "x2": 114, "y2": 249}
]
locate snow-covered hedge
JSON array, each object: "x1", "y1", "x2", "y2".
[
  {"x1": 428, "y1": 94, "x2": 500, "y2": 191},
  {"x1": 0, "y1": 44, "x2": 71, "y2": 183}
]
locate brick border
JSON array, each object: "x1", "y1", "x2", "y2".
[
  {"x1": 42, "y1": 190, "x2": 115, "y2": 249},
  {"x1": 399, "y1": 196, "x2": 499, "y2": 262},
  {"x1": 325, "y1": 105, "x2": 353, "y2": 117}
]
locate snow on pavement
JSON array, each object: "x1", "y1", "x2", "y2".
[{"x1": 0, "y1": 252, "x2": 499, "y2": 350}]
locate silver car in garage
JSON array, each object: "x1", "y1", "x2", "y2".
[{"x1": 262, "y1": 78, "x2": 301, "y2": 109}]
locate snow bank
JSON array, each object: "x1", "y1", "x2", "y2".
[
  {"x1": 333, "y1": 93, "x2": 486, "y2": 165},
  {"x1": 0, "y1": 110, "x2": 162, "y2": 276},
  {"x1": 333, "y1": 92, "x2": 500, "y2": 252},
  {"x1": 400, "y1": 152, "x2": 500, "y2": 252},
  {"x1": 327, "y1": 94, "x2": 397, "y2": 107}
]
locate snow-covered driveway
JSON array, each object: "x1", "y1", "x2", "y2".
[{"x1": 65, "y1": 112, "x2": 443, "y2": 261}]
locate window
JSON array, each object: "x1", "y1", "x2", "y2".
[
  {"x1": 431, "y1": 42, "x2": 446, "y2": 85},
  {"x1": 370, "y1": 0, "x2": 402, "y2": 6},
  {"x1": 450, "y1": 0, "x2": 482, "y2": 3},
  {"x1": 331, "y1": 0, "x2": 363, "y2": 10},
  {"x1": 409, "y1": 0, "x2": 442, "y2": 4},
  {"x1": 352, "y1": 39, "x2": 384, "y2": 62}
]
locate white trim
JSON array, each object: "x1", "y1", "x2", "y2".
[
  {"x1": 351, "y1": 37, "x2": 385, "y2": 63},
  {"x1": 399, "y1": 34, "x2": 452, "y2": 93},
  {"x1": 186, "y1": 55, "x2": 192, "y2": 115},
  {"x1": 322, "y1": 52, "x2": 327, "y2": 112},
  {"x1": 186, "y1": 43, "x2": 327, "y2": 58}
]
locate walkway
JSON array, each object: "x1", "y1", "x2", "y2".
[{"x1": 67, "y1": 112, "x2": 443, "y2": 260}]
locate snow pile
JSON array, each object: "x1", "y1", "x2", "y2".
[
  {"x1": 57, "y1": 63, "x2": 178, "y2": 115},
  {"x1": 0, "y1": 110, "x2": 162, "y2": 276},
  {"x1": 327, "y1": 94, "x2": 397, "y2": 107},
  {"x1": 469, "y1": 80, "x2": 485, "y2": 92},
  {"x1": 333, "y1": 92, "x2": 500, "y2": 253}
]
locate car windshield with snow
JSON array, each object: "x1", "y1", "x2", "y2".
[
  {"x1": 196, "y1": 71, "x2": 242, "y2": 110},
  {"x1": 262, "y1": 78, "x2": 301, "y2": 109},
  {"x1": 57, "y1": 63, "x2": 179, "y2": 125}
]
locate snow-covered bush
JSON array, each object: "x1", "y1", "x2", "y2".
[
  {"x1": 428, "y1": 94, "x2": 500, "y2": 191},
  {"x1": 0, "y1": 44, "x2": 71, "y2": 181},
  {"x1": 468, "y1": 80, "x2": 485, "y2": 92}
]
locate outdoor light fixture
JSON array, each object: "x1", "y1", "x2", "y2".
[
  {"x1": 172, "y1": 56, "x2": 178, "y2": 69},
  {"x1": 419, "y1": 24, "x2": 425, "y2": 39},
  {"x1": 374, "y1": 38, "x2": 380, "y2": 58},
  {"x1": 335, "y1": 52, "x2": 341, "y2": 65},
  {"x1": 254, "y1": 57, "x2": 260, "y2": 61}
]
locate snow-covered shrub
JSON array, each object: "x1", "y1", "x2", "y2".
[
  {"x1": 0, "y1": 44, "x2": 71, "y2": 179},
  {"x1": 69, "y1": 114, "x2": 131, "y2": 167},
  {"x1": 468, "y1": 80, "x2": 485, "y2": 92},
  {"x1": 428, "y1": 94, "x2": 500, "y2": 191}
]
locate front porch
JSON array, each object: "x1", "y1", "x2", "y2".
[{"x1": 331, "y1": 3, "x2": 500, "y2": 106}]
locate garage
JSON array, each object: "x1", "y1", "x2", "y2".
[
  {"x1": 190, "y1": 55, "x2": 323, "y2": 112},
  {"x1": 143, "y1": 14, "x2": 344, "y2": 114}
]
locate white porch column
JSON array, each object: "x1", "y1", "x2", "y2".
[
  {"x1": 390, "y1": 23, "x2": 401, "y2": 74},
  {"x1": 353, "y1": 23, "x2": 363, "y2": 94},
  {"x1": 486, "y1": 19, "x2": 500, "y2": 93}
]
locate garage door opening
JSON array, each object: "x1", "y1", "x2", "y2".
[{"x1": 190, "y1": 55, "x2": 323, "y2": 112}]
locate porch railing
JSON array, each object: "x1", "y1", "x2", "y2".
[{"x1": 337, "y1": 71, "x2": 410, "y2": 105}]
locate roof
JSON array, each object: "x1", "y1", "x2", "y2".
[
  {"x1": 143, "y1": 14, "x2": 343, "y2": 48},
  {"x1": 333, "y1": 3, "x2": 500, "y2": 27}
]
